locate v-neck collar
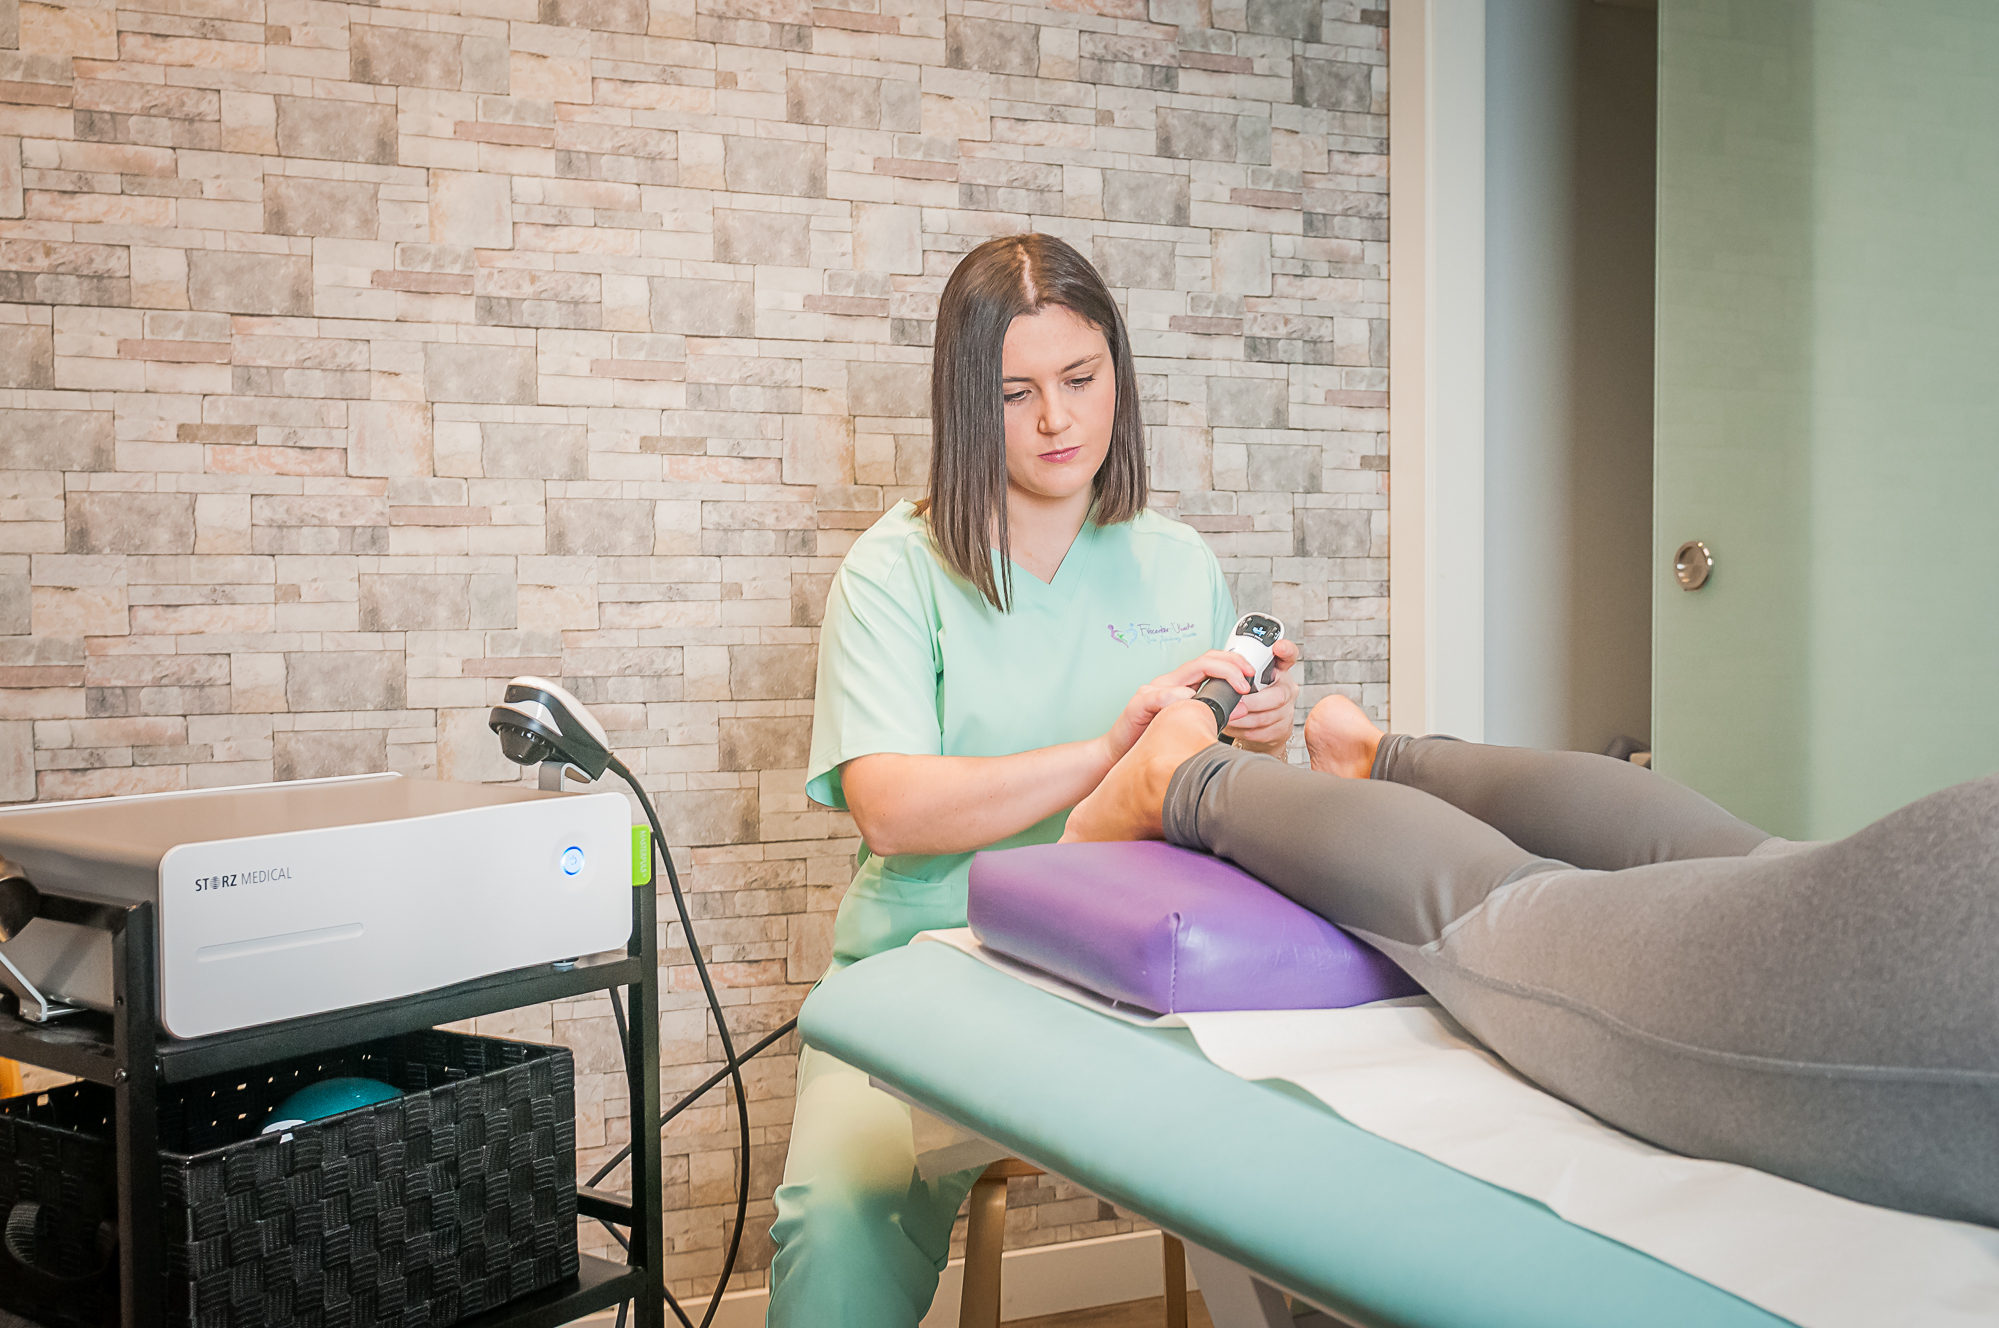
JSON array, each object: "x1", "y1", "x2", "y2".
[{"x1": 1002, "y1": 508, "x2": 1100, "y2": 604}]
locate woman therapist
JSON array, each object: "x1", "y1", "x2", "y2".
[{"x1": 767, "y1": 233, "x2": 1301, "y2": 1324}]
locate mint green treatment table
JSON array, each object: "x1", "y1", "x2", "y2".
[{"x1": 800, "y1": 943, "x2": 1792, "y2": 1328}]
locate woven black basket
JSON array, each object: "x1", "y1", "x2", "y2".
[
  {"x1": 0, "y1": 1029, "x2": 577, "y2": 1328},
  {"x1": 0, "y1": 1085, "x2": 118, "y2": 1328}
]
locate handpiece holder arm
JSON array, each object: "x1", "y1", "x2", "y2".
[
  {"x1": 0, "y1": 856, "x2": 130, "y2": 1022},
  {"x1": 490, "y1": 676, "x2": 613, "y2": 784}
]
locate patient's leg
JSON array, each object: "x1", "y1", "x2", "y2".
[
  {"x1": 1068, "y1": 700, "x2": 1562, "y2": 946},
  {"x1": 1305, "y1": 694, "x2": 1772, "y2": 870},
  {"x1": 1150, "y1": 723, "x2": 1563, "y2": 947},
  {"x1": 1160, "y1": 737, "x2": 1999, "y2": 1227}
]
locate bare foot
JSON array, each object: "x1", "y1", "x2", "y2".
[
  {"x1": 1062, "y1": 700, "x2": 1222, "y2": 843},
  {"x1": 1303, "y1": 694, "x2": 1383, "y2": 779}
]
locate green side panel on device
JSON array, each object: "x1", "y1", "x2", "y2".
[
  {"x1": 802, "y1": 944, "x2": 1791, "y2": 1328},
  {"x1": 632, "y1": 825, "x2": 651, "y2": 887}
]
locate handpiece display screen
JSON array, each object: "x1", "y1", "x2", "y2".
[{"x1": 1236, "y1": 614, "x2": 1283, "y2": 648}]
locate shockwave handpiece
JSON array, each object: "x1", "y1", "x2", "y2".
[{"x1": 1194, "y1": 612, "x2": 1284, "y2": 733}]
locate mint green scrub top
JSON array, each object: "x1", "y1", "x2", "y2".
[{"x1": 807, "y1": 501, "x2": 1237, "y2": 967}]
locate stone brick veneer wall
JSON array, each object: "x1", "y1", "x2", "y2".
[{"x1": 0, "y1": 0, "x2": 1387, "y2": 1295}]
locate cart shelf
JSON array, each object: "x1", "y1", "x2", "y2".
[{"x1": 0, "y1": 881, "x2": 665, "y2": 1328}]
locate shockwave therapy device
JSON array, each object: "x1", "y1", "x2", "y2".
[
  {"x1": 0, "y1": 675, "x2": 784, "y2": 1328},
  {"x1": 1193, "y1": 611, "x2": 1285, "y2": 732},
  {"x1": 0, "y1": 772, "x2": 631, "y2": 1038}
]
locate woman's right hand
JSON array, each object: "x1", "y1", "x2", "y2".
[
  {"x1": 846, "y1": 651, "x2": 1254, "y2": 858},
  {"x1": 1102, "y1": 650, "x2": 1256, "y2": 761}
]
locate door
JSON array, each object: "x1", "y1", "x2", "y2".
[{"x1": 1653, "y1": 0, "x2": 1999, "y2": 839}]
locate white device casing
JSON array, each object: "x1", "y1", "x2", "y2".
[
  {"x1": 156, "y1": 790, "x2": 630, "y2": 1037},
  {"x1": 0, "y1": 774, "x2": 633, "y2": 1039}
]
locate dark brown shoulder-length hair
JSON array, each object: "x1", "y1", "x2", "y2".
[{"x1": 923, "y1": 233, "x2": 1147, "y2": 611}]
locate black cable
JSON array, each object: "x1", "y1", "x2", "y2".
[
  {"x1": 586, "y1": 1013, "x2": 794, "y2": 1328},
  {"x1": 583, "y1": 1022, "x2": 798, "y2": 1328},
  {"x1": 587, "y1": 1016, "x2": 800, "y2": 1189},
  {"x1": 610, "y1": 755, "x2": 754, "y2": 1328},
  {"x1": 602, "y1": 893, "x2": 698, "y2": 1328},
  {"x1": 615, "y1": 1290, "x2": 691, "y2": 1328},
  {"x1": 609, "y1": 985, "x2": 630, "y2": 1055},
  {"x1": 606, "y1": 926, "x2": 698, "y2": 1328}
]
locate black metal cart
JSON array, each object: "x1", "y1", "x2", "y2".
[{"x1": 0, "y1": 880, "x2": 666, "y2": 1328}]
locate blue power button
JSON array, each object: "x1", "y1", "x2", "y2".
[{"x1": 560, "y1": 846, "x2": 586, "y2": 876}]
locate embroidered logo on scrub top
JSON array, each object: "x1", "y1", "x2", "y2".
[{"x1": 1108, "y1": 622, "x2": 1199, "y2": 648}]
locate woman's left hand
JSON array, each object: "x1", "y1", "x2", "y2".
[{"x1": 1222, "y1": 637, "x2": 1301, "y2": 753}]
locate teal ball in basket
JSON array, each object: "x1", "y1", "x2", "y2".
[{"x1": 261, "y1": 1077, "x2": 402, "y2": 1134}]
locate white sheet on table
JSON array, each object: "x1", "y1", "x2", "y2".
[{"x1": 915, "y1": 928, "x2": 1999, "y2": 1328}]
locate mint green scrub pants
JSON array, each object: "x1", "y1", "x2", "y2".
[{"x1": 767, "y1": 1043, "x2": 986, "y2": 1326}]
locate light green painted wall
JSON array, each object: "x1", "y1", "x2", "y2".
[{"x1": 1656, "y1": 0, "x2": 1999, "y2": 839}]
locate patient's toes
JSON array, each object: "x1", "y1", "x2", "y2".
[{"x1": 1304, "y1": 694, "x2": 1383, "y2": 779}]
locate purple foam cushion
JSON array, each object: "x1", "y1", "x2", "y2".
[{"x1": 966, "y1": 840, "x2": 1421, "y2": 1014}]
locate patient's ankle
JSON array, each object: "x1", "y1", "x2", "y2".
[{"x1": 1062, "y1": 701, "x2": 1217, "y2": 842}]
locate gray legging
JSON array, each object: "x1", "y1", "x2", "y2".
[{"x1": 1161, "y1": 736, "x2": 1999, "y2": 1227}]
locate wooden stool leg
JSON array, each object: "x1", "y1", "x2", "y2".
[
  {"x1": 959, "y1": 1170, "x2": 1009, "y2": 1328},
  {"x1": 1162, "y1": 1233, "x2": 1188, "y2": 1328}
]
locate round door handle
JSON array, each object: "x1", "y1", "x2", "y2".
[{"x1": 1674, "y1": 540, "x2": 1713, "y2": 591}]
